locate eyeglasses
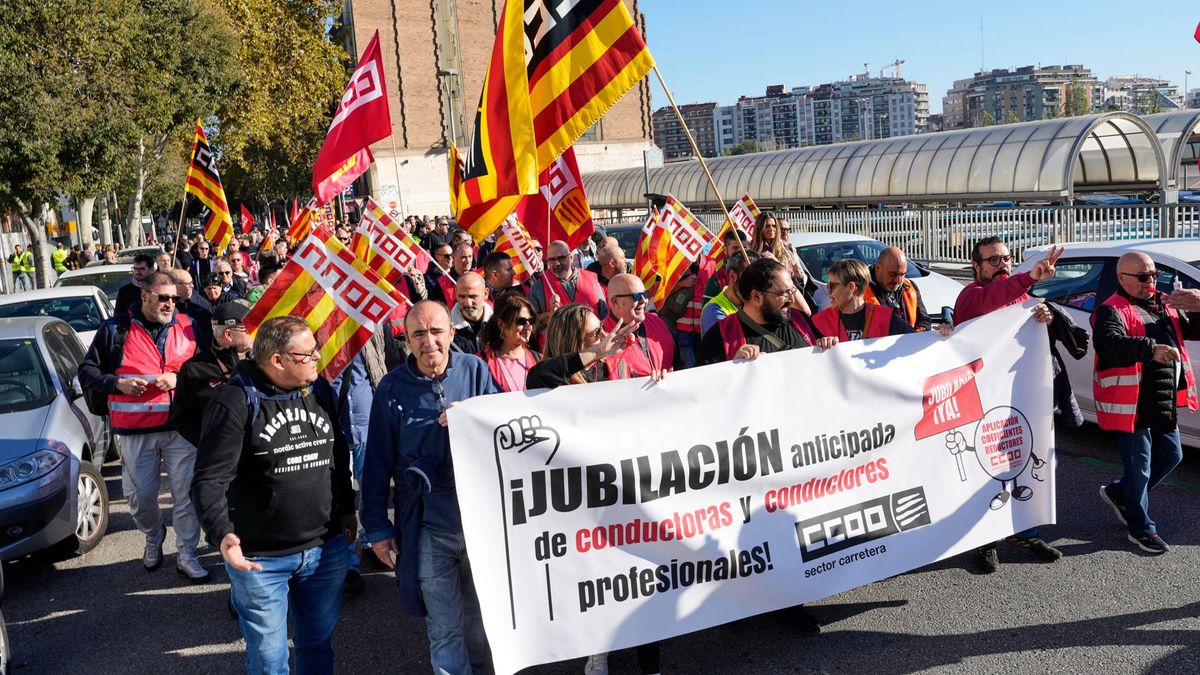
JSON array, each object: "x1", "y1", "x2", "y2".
[
  {"x1": 153, "y1": 294, "x2": 181, "y2": 303},
  {"x1": 281, "y1": 348, "x2": 320, "y2": 364},
  {"x1": 546, "y1": 255, "x2": 570, "y2": 264},
  {"x1": 435, "y1": 253, "x2": 452, "y2": 260},
  {"x1": 1120, "y1": 271, "x2": 1160, "y2": 283},
  {"x1": 513, "y1": 316, "x2": 535, "y2": 327},
  {"x1": 761, "y1": 286, "x2": 798, "y2": 299},
  {"x1": 613, "y1": 290, "x2": 650, "y2": 303},
  {"x1": 979, "y1": 255, "x2": 1012, "y2": 266},
  {"x1": 219, "y1": 270, "x2": 233, "y2": 276}
]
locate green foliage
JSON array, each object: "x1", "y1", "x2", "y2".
[
  {"x1": 723, "y1": 140, "x2": 764, "y2": 156},
  {"x1": 980, "y1": 111, "x2": 997, "y2": 127},
  {"x1": 1003, "y1": 110, "x2": 1021, "y2": 125},
  {"x1": 1064, "y1": 83, "x2": 1092, "y2": 117}
]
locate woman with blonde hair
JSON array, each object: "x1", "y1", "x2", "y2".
[{"x1": 750, "y1": 211, "x2": 812, "y2": 314}]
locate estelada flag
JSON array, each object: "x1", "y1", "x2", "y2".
[
  {"x1": 650, "y1": 195, "x2": 714, "y2": 306},
  {"x1": 706, "y1": 194, "x2": 761, "y2": 269},
  {"x1": 184, "y1": 120, "x2": 234, "y2": 252},
  {"x1": 515, "y1": 146, "x2": 595, "y2": 251},
  {"x1": 312, "y1": 30, "x2": 391, "y2": 205},
  {"x1": 451, "y1": 0, "x2": 654, "y2": 241},
  {"x1": 496, "y1": 216, "x2": 542, "y2": 284},
  {"x1": 244, "y1": 226, "x2": 407, "y2": 379},
  {"x1": 351, "y1": 197, "x2": 433, "y2": 279},
  {"x1": 239, "y1": 204, "x2": 255, "y2": 235}
]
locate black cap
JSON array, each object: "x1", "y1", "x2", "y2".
[
  {"x1": 203, "y1": 273, "x2": 222, "y2": 287},
  {"x1": 212, "y1": 302, "x2": 248, "y2": 326}
]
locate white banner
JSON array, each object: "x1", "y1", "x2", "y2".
[{"x1": 448, "y1": 301, "x2": 1056, "y2": 674}]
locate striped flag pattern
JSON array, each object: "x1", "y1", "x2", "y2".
[
  {"x1": 706, "y1": 194, "x2": 761, "y2": 270},
  {"x1": 184, "y1": 121, "x2": 234, "y2": 252},
  {"x1": 351, "y1": 197, "x2": 432, "y2": 283},
  {"x1": 243, "y1": 226, "x2": 407, "y2": 380},
  {"x1": 632, "y1": 208, "x2": 663, "y2": 290},
  {"x1": 648, "y1": 196, "x2": 714, "y2": 306},
  {"x1": 495, "y1": 216, "x2": 542, "y2": 284}
]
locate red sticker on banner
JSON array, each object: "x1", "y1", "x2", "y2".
[{"x1": 914, "y1": 359, "x2": 985, "y2": 440}]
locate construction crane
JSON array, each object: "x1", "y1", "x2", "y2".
[{"x1": 890, "y1": 58, "x2": 906, "y2": 79}]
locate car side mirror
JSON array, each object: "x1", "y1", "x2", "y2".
[{"x1": 69, "y1": 378, "x2": 84, "y2": 400}]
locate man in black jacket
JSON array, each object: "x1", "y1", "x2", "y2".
[
  {"x1": 170, "y1": 302, "x2": 252, "y2": 447},
  {"x1": 1093, "y1": 252, "x2": 1200, "y2": 555},
  {"x1": 191, "y1": 316, "x2": 356, "y2": 672}
]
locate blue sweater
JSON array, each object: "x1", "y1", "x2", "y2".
[{"x1": 362, "y1": 351, "x2": 500, "y2": 616}]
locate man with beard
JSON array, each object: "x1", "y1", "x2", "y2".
[
  {"x1": 864, "y1": 246, "x2": 933, "y2": 332},
  {"x1": 529, "y1": 240, "x2": 607, "y2": 327},
  {"x1": 449, "y1": 272, "x2": 492, "y2": 354}
]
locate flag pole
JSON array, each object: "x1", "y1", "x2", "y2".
[
  {"x1": 388, "y1": 135, "x2": 407, "y2": 217},
  {"x1": 651, "y1": 65, "x2": 750, "y2": 267},
  {"x1": 172, "y1": 191, "x2": 188, "y2": 261}
]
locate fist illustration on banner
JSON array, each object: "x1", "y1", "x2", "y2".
[
  {"x1": 494, "y1": 416, "x2": 561, "y2": 465},
  {"x1": 945, "y1": 430, "x2": 968, "y2": 455}
]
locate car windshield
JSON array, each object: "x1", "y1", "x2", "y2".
[
  {"x1": 795, "y1": 240, "x2": 920, "y2": 282},
  {"x1": 0, "y1": 339, "x2": 54, "y2": 413},
  {"x1": 58, "y1": 271, "x2": 129, "y2": 297},
  {"x1": 604, "y1": 226, "x2": 644, "y2": 259},
  {"x1": 0, "y1": 296, "x2": 103, "y2": 333}
]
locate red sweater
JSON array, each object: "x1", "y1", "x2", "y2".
[{"x1": 952, "y1": 271, "x2": 1035, "y2": 324}]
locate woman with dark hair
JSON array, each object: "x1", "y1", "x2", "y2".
[
  {"x1": 480, "y1": 294, "x2": 540, "y2": 392},
  {"x1": 750, "y1": 211, "x2": 813, "y2": 314}
]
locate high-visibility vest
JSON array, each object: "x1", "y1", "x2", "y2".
[
  {"x1": 863, "y1": 279, "x2": 919, "y2": 328},
  {"x1": 811, "y1": 304, "x2": 894, "y2": 342},
  {"x1": 677, "y1": 258, "x2": 715, "y2": 334},
  {"x1": 717, "y1": 309, "x2": 815, "y2": 361},
  {"x1": 543, "y1": 269, "x2": 603, "y2": 315},
  {"x1": 15, "y1": 250, "x2": 34, "y2": 273},
  {"x1": 1093, "y1": 293, "x2": 1198, "y2": 432},
  {"x1": 109, "y1": 314, "x2": 196, "y2": 433},
  {"x1": 602, "y1": 313, "x2": 674, "y2": 378}
]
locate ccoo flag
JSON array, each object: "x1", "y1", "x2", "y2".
[
  {"x1": 451, "y1": 0, "x2": 654, "y2": 241},
  {"x1": 351, "y1": 197, "x2": 433, "y2": 280},
  {"x1": 312, "y1": 30, "x2": 392, "y2": 205},
  {"x1": 515, "y1": 146, "x2": 595, "y2": 251},
  {"x1": 649, "y1": 196, "x2": 714, "y2": 306},
  {"x1": 496, "y1": 216, "x2": 542, "y2": 284},
  {"x1": 239, "y1": 204, "x2": 255, "y2": 235},
  {"x1": 184, "y1": 121, "x2": 234, "y2": 252},
  {"x1": 706, "y1": 194, "x2": 761, "y2": 270},
  {"x1": 632, "y1": 207, "x2": 663, "y2": 291},
  {"x1": 244, "y1": 226, "x2": 407, "y2": 379}
]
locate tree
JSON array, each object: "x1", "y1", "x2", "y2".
[
  {"x1": 1134, "y1": 90, "x2": 1165, "y2": 115},
  {"x1": 980, "y1": 111, "x2": 997, "y2": 127},
  {"x1": 723, "y1": 140, "x2": 765, "y2": 156},
  {"x1": 1064, "y1": 83, "x2": 1092, "y2": 117},
  {"x1": 1003, "y1": 110, "x2": 1022, "y2": 125}
]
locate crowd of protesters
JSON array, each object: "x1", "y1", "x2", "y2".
[{"x1": 74, "y1": 208, "x2": 1200, "y2": 675}]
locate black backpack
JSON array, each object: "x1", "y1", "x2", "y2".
[{"x1": 82, "y1": 316, "x2": 130, "y2": 416}]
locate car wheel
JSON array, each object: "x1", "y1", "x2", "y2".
[{"x1": 70, "y1": 462, "x2": 109, "y2": 554}]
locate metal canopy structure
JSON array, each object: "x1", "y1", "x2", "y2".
[
  {"x1": 1144, "y1": 110, "x2": 1200, "y2": 191},
  {"x1": 584, "y1": 112, "x2": 1166, "y2": 209}
]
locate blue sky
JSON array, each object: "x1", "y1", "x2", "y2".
[{"x1": 640, "y1": 0, "x2": 1200, "y2": 114}]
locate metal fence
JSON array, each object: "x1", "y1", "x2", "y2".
[{"x1": 596, "y1": 204, "x2": 1200, "y2": 264}]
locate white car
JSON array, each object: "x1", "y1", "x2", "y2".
[
  {"x1": 0, "y1": 286, "x2": 114, "y2": 346},
  {"x1": 1016, "y1": 239, "x2": 1200, "y2": 447},
  {"x1": 0, "y1": 317, "x2": 111, "y2": 561},
  {"x1": 788, "y1": 232, "x2": 963, "y2": 319},
  {"x1": 55, "y1": 263, "x2": 134, "y2": 300}
]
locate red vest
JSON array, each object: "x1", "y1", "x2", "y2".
[
  {"x1": 602, "y1": 313, "x2": 674, "y2": 379},
  {"x1": 716, "y1": 309, "x2": 814, "y2": 361},
  {"x1": 110, "y1": 314, "x2": 196, "y2": 433},
  {"x1": 1093, "y1": 292, "x2": 1198, "y2": 432},
  {"x1": 543, "y1": 269, "x2": 603, "y2": 314},
  {"x1": 484, "y1": 348, "x2": 540, "y2": 392},
  {"x1": 811, "y1": 304, "x2": 894, "y2": 342},
  {"x1": 677, "y1": 258, "x2": 715, "y2": 334}
]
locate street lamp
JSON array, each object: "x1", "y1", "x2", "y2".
[
  {"x1": 1187, "y1": 71, "x2": 1193, "y2": 108},
  {"x1": 436, "y1": 68, "x2": 459, "y2": 148}
]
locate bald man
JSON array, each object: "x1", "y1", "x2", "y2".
[
  {"x1": 450, "y1": 272, "x2": 492, "y2": 354},
  {"x1": 601, "y1": 273, "x2": 679, "y2": 378},
  {"x1": 362, "y1": 300, "x2": 500, "y2": 673},
  {"x1": 1093, "y1": 251, "x2": 1200, "y2": 555},
  {"x1": 865, "y1": 247, "x2": 932, "y2": 331},
  {"x1": 594, "y1": 240, "x2": 628, "y2": 287},
  {"x1": 529, "y1": 239, "x2": 607, "y2": 325}
]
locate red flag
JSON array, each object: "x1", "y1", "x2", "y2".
[
  {"x1": 312, "y1": 31, "x2": 392, "y2": 205},
  {"x1": 1195, "y1": 20, "x2": 1200, "y2": 43},
  {"x1": 515, "y1": 146, "x2": 595, "y2": 251},
  {"x1": 289, "y1": 197, "x2": 299, "y2": 225},
  {"x1": 240, "y1": 204, "x2": 255, "y2": 235}
]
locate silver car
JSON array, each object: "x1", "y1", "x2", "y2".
[{"x1": 0, "y1": 317, "x2": 110, "y2": 561}]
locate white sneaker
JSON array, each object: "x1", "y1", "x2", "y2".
[
  {"x1": 175, "y1": 553, "x2": 211, "y2": 584},
  {"x1": 583, "y1": 653, "x2": 609, "y2": 675}
]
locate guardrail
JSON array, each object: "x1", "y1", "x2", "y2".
[{"x1": 595, "y1": 204, "x2": 1200, "y2": 264}]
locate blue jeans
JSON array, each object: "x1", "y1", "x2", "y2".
[
  {"x1": 348, "y1": 442, "x2": 367, "y2": 572},
  {"x1": 676, "y1": 330, "x2": 699, "y2": 369},
  {"x1": 417, "y1": 527, "x2": 491, "y2": 675},
  {"x1": 227, "y1": 535, "x2": 350, "y2": 674},
  {"x1": 1109, "y1": 427, "x2": 1182, "y2": 537}
]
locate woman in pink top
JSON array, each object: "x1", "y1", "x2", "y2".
[{"x1": 480, "y1": 294, "x2": 540, "y2": 392}]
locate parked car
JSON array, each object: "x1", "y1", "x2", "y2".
[
  {"x1": 0, "y1": 317, "x2": 111, "y2": 561},
  {"x1": 0, "y1": 559, "x2": 7, "y2": 675},
  {"x1": 54, "y1": 263, "x2": 133, "y2": 300},
  {"x1": 788, "y1": 232, "x2": 964, "y2": 316},
  {"x1": 1016, "y1": 239, "x2": 1200, "y2": 447},
  {"x1": 113, "y1": 245, "x2": 165, "y2": 264},
  {"x1": 597, "y1": 223, "x2": 645, "y2": 260},
  {"x1": 0, "y1": 287, "x2": 114, "y2": 347}
]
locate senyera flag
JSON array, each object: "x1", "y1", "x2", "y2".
[
  {"x1": 451, "y1": 0, "x2": 654, "y2": 242},
  {"x1": 184, "y1": 120, "x2": 234, "y2": 252},
  {"x1": 632, "y1": 207, "x2": 663, "y2": 290},
  {"x1": 312, "y1": 30, "x2": 392, "y2": 205},
  {"x1": 649, "y1": 196, "x2": 714, "y2": 306},
  {"x1": 244, "y1": 226, "x2": 408, "y2": 379},
  {"x1": 515, "y1": 146, "x2": 595, "y2": 251},
  {"x1": 286, "y1": 199, "x2": 338, "y2": 247},
  {"x1": 706, "y1": 194, "x2": 760, "y2": 269},
  {"x1": 352, "y1": 197, "x2": 433, "y2": 282},
  {"x1": 496, "y1": 216, "x2": 542, "y2": 284},
  {"x1": 239, "y1": 204, "x2": 255, "y2": 235}
]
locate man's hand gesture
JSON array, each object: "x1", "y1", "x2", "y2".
[
  {"x1": 1030, "y1": 246, "x2": 1064, "y2": 282},
  {"x1": 221, "y1": 533, "x2": 263, "y2": 572}
]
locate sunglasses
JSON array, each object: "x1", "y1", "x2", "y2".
[
  {"x1": 586, "y1": 326, "x2": 603, "y2": 341},
  {"x1": 153, "y1": 294, "x2": 182, "y2": 304},
  {"x1": 1120, "y1": 271, "x2": 1159, "y2": 284},
  {"x1": 614, "y1": 290, "x2": 650, "y2": 302},
  {"x1": 513, "y1": 316, "x2": 534, "y2": 327}
]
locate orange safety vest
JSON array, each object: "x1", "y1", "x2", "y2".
[
  {"x1": 863, "y1": 279, "x2": 919, "y2": 329},
  {"x1": 717, "y1": 309, "x2": 815, "y2": 361},
  {"x1": 811, "y1": 304, "x2": 894, "y2": 342},
  {"x1": 1093, "y1": 293, "x2": 1198, "y2": 432},
  {"x1": 109, "y1": 314, "x2": 196, "y2": 433},
  {"x1": 677, "y1": 258, "x2": 715, "y2": 334},
  {"x1": 602, "y1": 313, "x2": 674, "y2": 378}
]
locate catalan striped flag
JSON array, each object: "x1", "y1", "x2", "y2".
[
  {"x1": 495, "y1": 216, "x2": 542, "y2": 284},
  {"x1": 351, "y1": 197, "x2": 432, "y2": 282},
  {"x1": 632, "y1": 208, "x2": 664, "y2": 290},
  {"x1": 286, "y1": 199, "x2": 319, "y2": 247},
  {"x1": 649, "y1": 196, "x2": 714, "y2": 306},
  {"x1": 184, "y1": 120, "x2": 234, "y2": 252},
  {"x1": 259, "y1": 229, "x2": 275, "y2": 254},
  {"x1": 243, "y1": 226, "x2": 407, "y2": 379},
  {"x1": 706, "y1": 194, "x2": 761, "y2": 269},
  {"x1": 451, "y1": 0, "x2": 654, "y2": 242}
]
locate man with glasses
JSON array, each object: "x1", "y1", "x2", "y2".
[
  {"x1": 602, "y1": 273, "x2": 678, "y2": 378},
  {"x1": 192, "y1": 316, "x2": 356, "y2": 672},
  {"x1": 362, "y1": 301, "x2": 501, "y2": 675},
  {"x1": 529, "y1": 239, "x2": 607, "y2": 328},
  {"x1": 79, "y1": 272, "x2": 207, "y2": 581},
  {"x1": 1093, "y1": 252, "x2": 1200, "y2": 555},
  {"x1": 115, "y1": 254, "x2": 157, "y2": 315},
  {"x1": 189, "y1": 240, "x2": 215, "y2": 288},
  {"x1": 953, "y1": 237, "x2": 1062, "y2": 573},
  {"x1": 425, "y1": 244, "x2": 455, "y2": 305},
  {"x1": 214, "y1": 258, "x2": 247, "y2": 301}
]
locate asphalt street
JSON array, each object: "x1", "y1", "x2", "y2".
[{"x1": 4, "y1": 421, "x2": 1199, "y2": 674}]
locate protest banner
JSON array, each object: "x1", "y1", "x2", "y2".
[{"x1": 447, "y1": 301, "x2": 1055, "y2": 674}]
